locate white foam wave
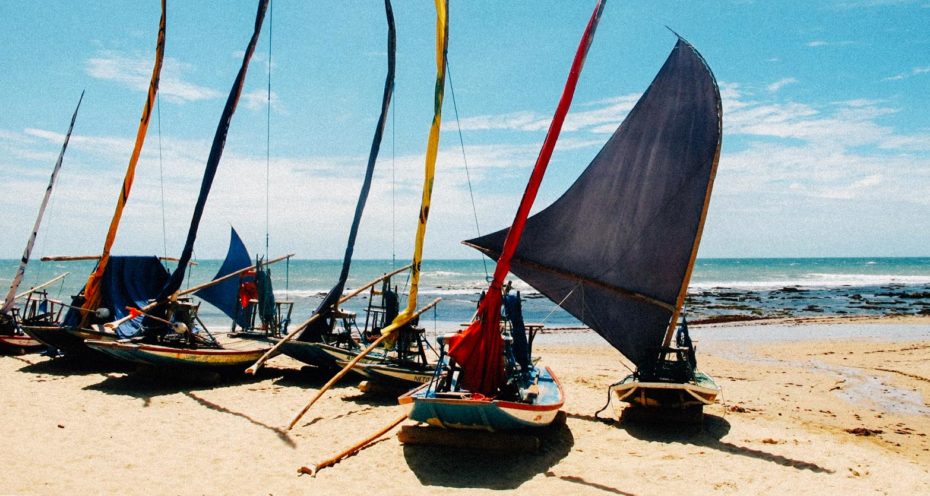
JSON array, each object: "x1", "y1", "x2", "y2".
[{"x1": 691, "y1": 273, "x2": 930, "y2": 290}]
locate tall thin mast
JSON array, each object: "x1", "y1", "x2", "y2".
[
  {"x1": 80, "y1": 0, "x2": 166, "y2": 324},
  {"x1": 449, "y1": 0, "x2": 606, "y2": 394},
  {"x1": 1, "y1": 92, "x2": 84, "y2": 314},
  {"x1": 381, "y1": 0, "x2": 448, "y2": 338},
  {"x1": 156, "y1": 0, "x2": 269, "y2": 300}
]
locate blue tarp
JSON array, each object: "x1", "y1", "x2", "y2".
[{"x1": 64, "y1": 256, "x2": 170, "y2": 338}]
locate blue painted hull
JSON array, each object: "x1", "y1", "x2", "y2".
[
  {"x1": 279, "y1": 340, "x2": 342, "y2": 370},
  {"x1": 399, "y1": 366, "x2": 564, "y2": 431}
]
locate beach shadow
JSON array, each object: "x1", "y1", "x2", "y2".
[
  {"x1": 183, "y1": 391, "x2": 296, "y2": 448},
  {"x1": 544, "y1": 472, "x2": 638, "y2": 496},
  {"x1": 402, "y1": 421, "x2": 574, "y2": 490},
  {"x1": 16, "y1": 353, "x2": 134, "y2": 377},
  {"x1": 84, "y1": 365, "x2": 285, "y2": 406},
  {"x1": 620, "y1": 414, "x2": 833, "y2": 474}
]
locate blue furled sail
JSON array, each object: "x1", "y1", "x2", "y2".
[
  {"x1": 156, "y1": 0, "x2": 269, "y2": 301},
  {"x1": 465, "y1": 37, "x2": 722, "y2": 371},
  {"x1": 194, "y1": 227, "x2": 252, "y2": 328},
  {"x1": 299, "y1": 0, "x2": 395, "y2": 342},
  {"x1": 63, "y1": 256, "x2": 170, "y2": 338}
]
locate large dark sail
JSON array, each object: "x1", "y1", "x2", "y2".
[
  {"x1": 465, "y1": 37, "x2": 722, "y2": 370},
  {"x1": 157, "y1": 0, "x2": 269, "y2": 300},
  {"x1": 299, "y1": 0, "x2": 395, "y2": 340}
]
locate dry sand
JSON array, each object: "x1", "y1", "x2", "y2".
[{"x1": 2, "y1": 317, "x2": 929, "y2": 495}]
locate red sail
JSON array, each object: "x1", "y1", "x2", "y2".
[{"x1": 448, "y1": 0, "x2": 606, "y2": 395}]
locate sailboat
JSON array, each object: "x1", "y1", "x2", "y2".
[
  {"x1": 86, "y1": 0, "x2": 278, "y2": 371},
  {"x1": 21, "y1": 0, "x2": 167, "y2": 358},
  {"x1": 398, "y1": 0, "x2": 607, "y2": 432},
  {"x1": 247, "y1": 0, "x2": 438, "y2": 388},
  {"x1": 464, "y1": 32, "x2": 724, "y2": 422},
  {"x1": 0, "y1": 93, "x2": 83, "y2": 354}
]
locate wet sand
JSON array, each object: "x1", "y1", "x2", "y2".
[{"x1": 2, "y1": 316, "x2": 929, "y2": 495}]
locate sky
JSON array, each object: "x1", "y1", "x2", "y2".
[{"x1": 0, "y1": 0, "x2": 928, "y2": 262}]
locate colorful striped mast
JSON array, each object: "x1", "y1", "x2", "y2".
[
  {"x1": 80, "y1": 0, "x2": 166, "y2": 326},
  {"x1": 380, "y1": 0, "x2": 448, "y2": 339},
  {"x1": 1, "y1": 92, "x2": 84, "y2": 315},
  {"x1": 448, "y1": 0, "x2": 606, "y2": 394}
]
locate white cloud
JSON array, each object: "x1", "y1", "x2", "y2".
[
  {"x1": 766, "y1": 77, "x2": 798, "y2": 93},
  {"x1": 86, "y1": 51, "x2": 222, "y2": 103}
]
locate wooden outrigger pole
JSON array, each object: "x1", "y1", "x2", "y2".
[
  {"x1": 298, "y1": 412, "x2": 407, "y2": 477},
  {"x1": 14, "y1": 273, "x2": 69, "y2": 300},
  {"x1": 102, "y1": 253, "x2": 293, "y2": 330},
  {"x1": 244, "y1": 263, "x2": 411, "y2": 375},
  {"x1": 287, "y1": 297, "x2": 441, "y2": 431}
]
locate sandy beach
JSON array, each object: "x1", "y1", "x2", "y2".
[{"x1": 2, "y1": 316, "x2": 929, "y2": 495}]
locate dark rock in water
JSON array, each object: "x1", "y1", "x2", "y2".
[
  {"x1": 779, "y1": 286, "x2": 804, "y2": 293},
  {"x1": 802, "y1": 305, "x2": 824, "y2": 312},
  {"x1": 849, "y1": 294, "x2": 863, "y2": 300}
]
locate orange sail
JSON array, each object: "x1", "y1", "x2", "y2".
[{"x1": 80, "y1": 0, "x2": 166, "y2": 325}]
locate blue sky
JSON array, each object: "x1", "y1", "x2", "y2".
[{"x1": 1, "y1": 0, "x2": 928, "y2": 261}]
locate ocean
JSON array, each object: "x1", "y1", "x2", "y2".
[{"x1": 3, "y1": 257, "x2": 930, "y2": 331}]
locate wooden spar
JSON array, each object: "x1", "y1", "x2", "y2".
[
  {"x1": 244, "y1": 263, "x2": 412, "y2": 375},
  {"x1": 298, "y1": 412, "x2": 407, "y2": 477},
  {"x1": 103, "y1": 253, "x2": 293, "y2": 330},
  {"x1": 14, "y1": 273, "x2": 69, "y2": 300},
  {"x1": 41, "y1": 255, "x2": 192, "y2": 264},
  {"x1": 287, "y1": 297, "x2": 441, "y2": 431}
]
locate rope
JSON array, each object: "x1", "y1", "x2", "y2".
[
  {"x1": 446, "y1": 61, "x2": 487, "y2": 280},
  {"x1": 265, "y1": 0, "x2": 273, "y2": 257},
  {"x1": 594, "y1": 379, "x2": 624, "y2": 420},
  {"x1": 391, "y1": 93, "x2": 396, "y2": 270},
  {"x1": 540, "y1": 284, "x2": 578, "y2": 325},
  {"x1": 157, "y1": 95, "x2": 168, "y2": 265}
]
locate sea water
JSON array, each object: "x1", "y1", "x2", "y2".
[{"x1": 2, "y1": 257, "x2": 929, "y2": 332}]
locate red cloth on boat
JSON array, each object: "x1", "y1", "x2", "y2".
[{"x1": 448, "y1": 290, "x2": 504, "y2": 396}]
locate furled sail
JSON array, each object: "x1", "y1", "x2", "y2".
[
  {"x1": 80, "y1": 0, "x2": 166, "y2": 325},
  {"x1": 449, "y1": 0, "x2": 605, "y2": 395},
  {"x1": 300, "y1": 0, "x2": 395, "y2": 341},
  {"x1": 1, "y1": 91, "x2": 84, "y2": 315},
  {"x1": 194, "y1": 227, "x2": 252, "y2": 327},
  {"x1": 465, "y1": 37, "x2": 722, "y2": 371},
  {"x1": 157, "y1": 0, "x2": 269, "y2": 300},
  {"x1": 380, "y1": 0, "x2": 448, "y2": 339}
]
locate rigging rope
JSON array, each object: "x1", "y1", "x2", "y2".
[
  {"x1": 157, "y1": 95, "x2": 168, "y2": 264},
  {"x1": 445, "y1": 60, "x2": 487, "y2": 280},
  {"x1": 265, "y1": 0, "x2": 273, "y2": 258},
  {"x1": 391, "y1": 93, "x2": 396, "y2": 270}
]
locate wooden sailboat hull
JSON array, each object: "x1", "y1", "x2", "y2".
[
  {"x1": 613, "y1": 370, "x2": 720, "y2": 410},
  {"x1": 86, "y1": 339, "x2": 272, "y2": 370},
  {"x1": 317, "y1": 342, "x2": 435, "y2": 387},
  {"x1": 278, "y1": 340, "x2": 343, "y2": 370},
  {"x1": 0, "y1": 333, "x2": 44, "y2": 353},
  {"x1": 20, "y1": 325, "x2": 117, "y2": 357},
  {"x1": 399, "y1": 366, "x2": 564, "y2": 431}
]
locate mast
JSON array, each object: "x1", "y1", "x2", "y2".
[
  {"x1": 80, "y1": 0, "x2": 166, "y2": 324},
  {"x1": 380, "y1": 0, "x2": 448, "y2": 338},
  {"x1": 448, "y1": 0, "x2": 606, "y2": 395},
  {"x1": 156, "y1": 0, "x2": 269, "y2": 300},
  {"x1": 1, "y1": 92, "x2": 84, "y2": 314},
  {"x1": 309, "y1": 0, "x2": 396, "y2": 324}
]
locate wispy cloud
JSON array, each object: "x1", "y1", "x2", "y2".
[
  {"x1": 882, "y1": 65, "x2": 930, "y2": 81},
  {"x1": 766, "y1": 77, "x2": 798, "y2": 93},
  {"x1": 806, "y1": 40, "x2": 855, "y2": 48},
  {"x1": 86, "y1": 51, "x2": 222, "y2": 103}
]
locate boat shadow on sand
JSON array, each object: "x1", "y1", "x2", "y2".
[
  {"x1": 402, "y1": 421, "x2": 574, "y2": 490},
  {"x1": 576, "y1": 412, "x2": 833, "y2": 474}
]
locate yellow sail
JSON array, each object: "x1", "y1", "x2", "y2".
[
  {"x1": 80, "y1": 0, "x2": 166, "y2": 325},
  {"x1": 381, "y1": 0, "x2": 448, "y2": 338}
]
